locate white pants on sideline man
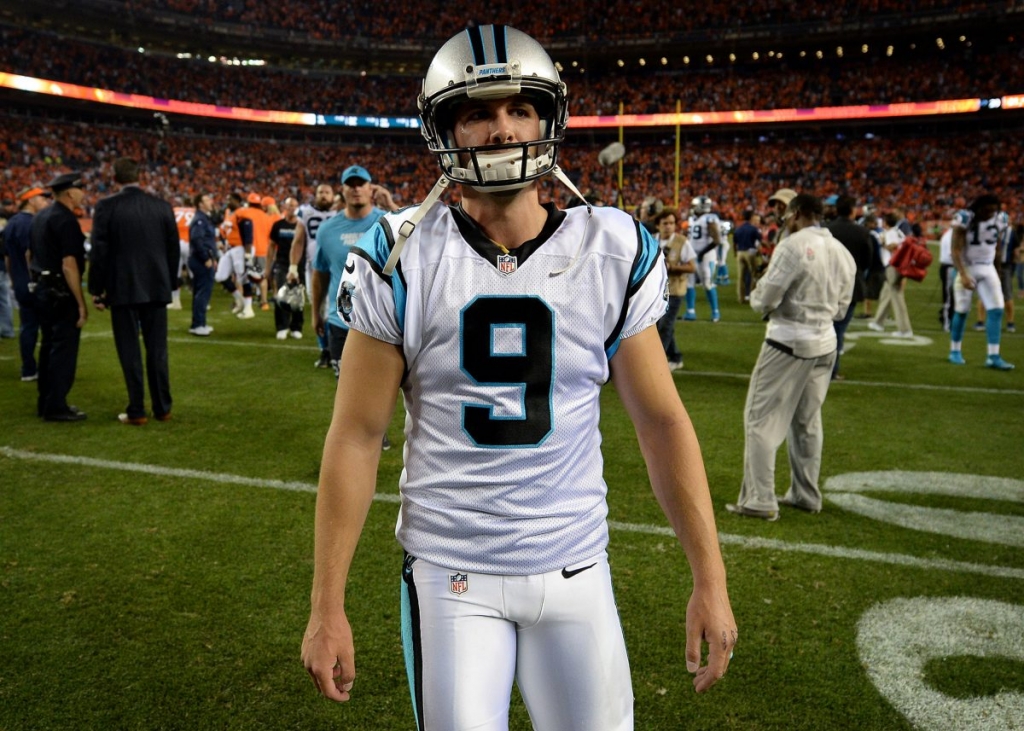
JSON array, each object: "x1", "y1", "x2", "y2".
[{"x1": 738, "y1": 341, "x2": 836, "y2": 513}]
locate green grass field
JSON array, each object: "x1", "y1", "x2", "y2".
[{"x1": 2, "y1": 262, "x2": 1022, "y2": 731}]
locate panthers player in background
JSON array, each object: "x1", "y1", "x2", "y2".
[
  {"x1": 288, "y1": 183, "x2": 338, "y2": 368},
  {"x1": 688, "y1": 195, "x2": 723, "y2": 321},
  {"x1": 948, "y1": 194, "x2": 1014, "y2": 369},
  {"x1": 301, "y1": 24, "x2": 736, "y2": 731}
]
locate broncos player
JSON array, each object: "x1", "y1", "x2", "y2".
[
  {"x1": 289, "y1": 183, "x2": 338, "y2": 367},
  {"x1": 301, "y1": 25, "x2": 736, "y2": 730},
  {"x1": 948, "y1": 194, "x2": 1013, "y2": 369},
  {"x1": 688, "y1": 195, "x2": 723, "y2": 321}
]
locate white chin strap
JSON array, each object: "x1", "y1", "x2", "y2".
[{"x1": 381, "y1": 164, "x2": 592, "y2": 278}]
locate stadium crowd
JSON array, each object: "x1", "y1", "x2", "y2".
[
  {"x1": 121, "y1": 0, "x2": 1006, "y2": 42},
  {"x1": 2, "y1": 112, "x2": 1020, "y2": 225},
  {"x1": 2, "y1": 25, "x2": 1023, "y2": 116}
]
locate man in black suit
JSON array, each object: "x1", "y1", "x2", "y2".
[{"x1": 89, "y1": 158, "x2": 179, "y2": 425}]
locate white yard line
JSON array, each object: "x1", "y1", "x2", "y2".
[{"x1": 3, "y1": 446, "x2": 1022, "y2": 581}]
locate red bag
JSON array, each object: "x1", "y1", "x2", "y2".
[{"x1": 890, "y1": 236, "x2": 933, "y2": 282}]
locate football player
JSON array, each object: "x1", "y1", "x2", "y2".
[
  {"x1": 288, "y1": 183, "x2": 338, "y2": 367},
  {"x1": 170, "y1": 198, "x2": 194, "y2": 310},
  {"x1": 688, "y1": 195, "x2": 723, "y2": 321},
  {"x1": 301, "y1": 24, "x2": 736, "y2": 730},
  {"x1": 948, "y1": 194, "x2": 1014, "y2": 369}
]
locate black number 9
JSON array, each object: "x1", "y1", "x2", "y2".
[{"x1": 460, "y1": 296, "x2": 554, "y2": 447}]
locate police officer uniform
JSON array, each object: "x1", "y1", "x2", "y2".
[{"x1": 30, "y1": 172, "x2": 88, "y2": 421}]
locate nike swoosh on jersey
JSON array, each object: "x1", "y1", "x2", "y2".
[
  {"x1": 344, "y1": 261, "x2": 355, "y2": 274},
  {"x1": 561, "y1": 563, "x2": 597, "y2": 579}
]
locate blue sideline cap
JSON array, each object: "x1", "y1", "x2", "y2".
[{"x1": 341, "y1": 165, "x2": 372, "y2": 185}]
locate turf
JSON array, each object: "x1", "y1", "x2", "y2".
[{"x1": 1, "y1": 259, "x2": 1022, "y2": 730}]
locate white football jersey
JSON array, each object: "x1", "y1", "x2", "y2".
[
  {"x1": 952, "y1": 209, "x2": 1002, "y2": 267},
  {"x1": 296, "y1": 204, "x2": 338, "y2": 264},
  {"x1": 688, "y1": 212, "x2": 720, "y2": 257},
  {"x1": 341, "y1": 203, "x2": 667, "y2": 575}
]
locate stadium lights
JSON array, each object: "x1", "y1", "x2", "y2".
[
  {"x1": 706, "y1": 54, "x2": 714, "y2": 63},
  {"x1": 752, "y1": 51, "x2": 759, "y2": 60},
  {"x1": 661, "y1": 57, "x2": 667, "y2": 65},
  {"x1": 729, "y1": 53, "x2": 736, "y2": 62},
  {"x1": 683, "y1": 56, "x2": 690, "y2": 64},
  {"x1": 862, "y1": 44, "x2": 868, "y2": 53},
  {"x1": 138, "y1": 47, "x2": 145, "y2": 53},
  {"x1": 800, "y1": 51, "x2": 807, "y2": 57},
  {"x1": 617, "y1": 59, "x2": 624, "y2": 67},
  {"x1": 816, "y1": 50, "x2": 823, "y2": 59},
  {"x1": 639, "y1": 58, "x2": 646, "y2": 66},
  {"x1": 937, "y1": 38, "x2": 945, "y2": 49},
  {"x1": 837, "y1": 46, "x2": 844, "y2": 57},
  {"x1": 959, "y1": 35, "x2": 966, "y2": 42},
  {"x1": 887, "y1": 45, "x2": 894, "y2": 56}
]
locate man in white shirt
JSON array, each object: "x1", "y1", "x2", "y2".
[{"x1": 727, "y1": 193, "x2": 855, "y2": 520}]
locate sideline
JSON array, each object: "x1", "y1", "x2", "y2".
[
  {"x1": 3, "y1": 445, "x2": 1022, "y2": 582},
  {"x1": 161, "y1": 333, "x2": 1024, "y2": 395}
]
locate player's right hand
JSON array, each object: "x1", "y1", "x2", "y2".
[{"x1": 302, "y1": 609, "x2": 356, "y2": 702}]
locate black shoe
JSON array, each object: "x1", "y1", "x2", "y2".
[
  {"x1": 44, "y1": 406, "x2": 87, "y2": 422},
  {"x1": 314, "y1": 351, "x2": 331, "y2": 369}
]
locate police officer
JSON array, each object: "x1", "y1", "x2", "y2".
[{"x1": 30, "y1": 172, "x2": 89, "y2": 421}]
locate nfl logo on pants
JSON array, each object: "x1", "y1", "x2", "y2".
[{"x1": 449, "y1": 573, "x2": 468, "y2": 595}]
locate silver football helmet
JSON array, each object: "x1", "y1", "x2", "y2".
[
  {"x1": 418, "y1": 24, "x2": 569, "y2": 192},
  {"x1": 276, "y1": 282, "x2": 306, "y2": 313},
  {"x1": 691, "y1": 195, "x2": 714, "y2": 215}
]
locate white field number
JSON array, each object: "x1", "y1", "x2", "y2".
[{"x1": 830, "y1": 471, "x2": 1024, "y2": 730}]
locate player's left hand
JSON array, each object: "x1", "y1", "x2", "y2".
[
  {"x1": 685, "y1": 583, "x2": 737, "y2": 693},
  {"x1": 371, "y1": 185, "x2": 397, "y2": 212}
]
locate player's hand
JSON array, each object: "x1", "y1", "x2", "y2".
[
  {"x1": 76, "y1": 304, "x2": 89, "y2": 328},
  {"x1": 302, "y1": 609, "x2": 356, "y2": 702},
  {"x1": 371, "y1": 185, "x2": 397, "y2": 211},
  {"x1": 962, "y1": 275, "x2": 976, "y2": 291},
  {"x1": 685, "y1": 583, "x2": 737, "y2": 693}
]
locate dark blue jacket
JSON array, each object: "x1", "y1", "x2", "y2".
[
  {"x1": 2, "y1": 210, "x2": 35, "y2": 301},
  {"x1": 188, "y1": 209, "x2": 218, "y2": 264}
]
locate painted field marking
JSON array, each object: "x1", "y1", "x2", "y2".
[
  {"x1": 857, "y1": 597, "x2": 1024, "y2": 731},
  {"x1": 827, "y1": 471, "x2": 1024, "y2": 548},
  {"x1": 842, "y1": 330, "x2": 934, "y2": 352},
  {"x1": 3, "y1": 446, "x2": 1022, "y2": 581}
]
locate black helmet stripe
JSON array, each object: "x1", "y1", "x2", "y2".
[
  {"x1": 466, "y1": 26, "x2": 486, "y2": 65},
  {"x1": 465, "y1": 24, "x2": 508, "y2": 66}
]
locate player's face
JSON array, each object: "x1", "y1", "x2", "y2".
[
  {"x1": 657, "y1": 215, "x2": 677, "y2": 238},
  {"x1": 314, "y1": 185, "x2": 334, "y2": 209},
  {"x1": 343, "y1": 178, "x2": 371, "y2": 209},
  {"x1": 451, "y1": 96, "x2": 542, "y2": 149}
]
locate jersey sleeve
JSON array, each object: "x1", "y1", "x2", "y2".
[
  {"x1": 951, "y1": 210, "x2": 972, "y2": 230},
  {"x1": 338, "y1": 219, "x2": 404, "y2": 345},
  {"x1": 618, "y1": 222, "x2": 668, "y2": 341}
]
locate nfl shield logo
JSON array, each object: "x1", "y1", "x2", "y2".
[
  {"x1": 449, "y1": 573, "x2": 469, "y2": 595},
  {"x1": 497, "y1": 254, "x2": 518, "y2": 275}
]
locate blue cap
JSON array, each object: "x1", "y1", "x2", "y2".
[
  {"x1": 341, "y1": 165, "x2": 371, "y2": 185},
  {"x1": 823, "y1": 194, "x2": 839, "y2": 205}
]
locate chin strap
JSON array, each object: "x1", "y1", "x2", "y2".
[
  {"x1": 550, "y1": 165, "x2": 593, "y2": 276},
  {"x1": 382, "y1": 175, "x2": 450, "y2": 276}
]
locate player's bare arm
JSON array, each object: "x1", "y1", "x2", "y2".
[
  {"x1": 610, "y1": 326, "x2": 736, "y2": 693},
  {"x1": 302, "y1": 329, "x2": 405, "y2": 702},
  {"x1": 951, "y1": 226, "x2": 975, "y2": 290},
  {"x1": 310, "y1": 268, "x2": 330, "y2": 337},
  {"x1": 288, "y1": 222, "x2": 306, "y2": 283}
]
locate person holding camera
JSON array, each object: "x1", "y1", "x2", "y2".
[{"x1": 29, "y1": 172, "x2": 89, "y2": 422}]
